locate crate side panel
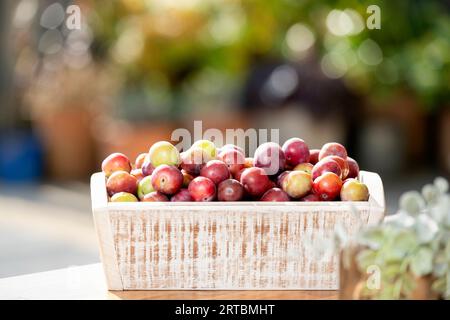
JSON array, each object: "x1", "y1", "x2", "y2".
[{"x1": 109, "y1": 208, "x2": 371, "y2": 290}]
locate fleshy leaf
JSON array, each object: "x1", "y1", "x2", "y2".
[
  {"x1": 383, "y1": 263, "x2": 402, "y2": 281},
  {"x1": 429, "y1": 196, "x2": 449, "y2": 223},
  {"x1": 410, "y1": 247, "x2": 433, "y2": 276},
  {"x1": 415, "y1": 213, "x2": 439, "y2": 244},
  {"x1": 358, "y1": 227, "x2": 386, "y2": 250},
  {"x1": 422, "y1": 184, "x2": 440, "y2": 204},
  {"x1": 434, "y1": 177, "x2": 449, "y2": 194},
  {"x1": 445, "y1": 240, "x2": 450, "y2": 260},
  {"x1": 432, "y1": 260, "x2": 448, "y2": 277},
  {"x1": 399, "y1": 191, "x2": 425, "y2": 216},
  {"x1": 356, "y1": 249, "x2": 378, "y2": 272},
  {"x1": 384, "y1": 230, "x2": 417, "y2": 262},
  {"x1": 384, "y1": 210, "x2": 415, "y2": 229}
]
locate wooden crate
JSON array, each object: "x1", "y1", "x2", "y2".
[{"x1": 91, "y1": 171, "x2": 385, "y2": 290}]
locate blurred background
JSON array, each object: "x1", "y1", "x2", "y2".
[{"x1": 0, "y1": 0, "x2": 449, "y2": 277}]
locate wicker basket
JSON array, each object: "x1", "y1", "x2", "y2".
[{"x1": 91, "y1": 171, "x2": 385, "y2": 290}]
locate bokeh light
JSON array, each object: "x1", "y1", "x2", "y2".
[
  {"x1": 286, "y1": 23, "x2": 315, "y2": 56},
  {"x1": 357, "y1": 39, "x2": 383, "y2": 66},
  {"x1": 264, "y1": 64, "x2": 299, "y2": 100},
  {"x1": 39, "y1": 2, "x2": 65, "y2": 29},
  {"x1": 321, "y1": 52, "x2": 348, "y2": 79},
  {"x1": 326, "y1": 9, "x2": 364, "y2": 37},
  {"x1": 38, "y1": 30, "x2": 64, "y2": 55},
  {"x1": 13, "y1": 0, "x2": 38, "y2": 28},
  {"x1": 112, "y1": 27, "x2": 145, "y2": 64}
]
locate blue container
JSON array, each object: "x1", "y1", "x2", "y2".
[{"x1": 0, "y1": 130, "x2": 43, "y2": 182}]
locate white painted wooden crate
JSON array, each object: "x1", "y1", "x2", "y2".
[{"x1": 91, "y1": 171, "x2": 385, "y2": 291}]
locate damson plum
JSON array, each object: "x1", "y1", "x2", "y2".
[
  {"x1": 137, "y1": 175, "x2": 155, "y2": 200},
  {"x1": 233, "y1": 167, "x2": 246, "y2": 182},
  {"x1": 130, "y1": 168, "x2": 145, "y2": 183},
  {"x1": 151, "y1": 165, "x2": 183, "y2": 195},
  {"x1": 312, "y1": 172, "x2": 342, "y2": 201},
  {"x1": 134, "y1": 153, "x2": 147, "y2": 169},
  {"x1": 300, "y1": 193, "x2": 321, "y2": 202},
  {"x1": 141, "y1": 160, "x2": 155, "y2": 176},
  {"x1": 217, "y1": 179, "x2": 244, "y2": 201},
  {"x1": 340, "y1": 179, "x2": 369, "y2": 201},
  {"x1": 322, "y1": 155, "x2": 349, "y2": 179},
  {"x1": 282, "y1": 138, "x2": 310, "y2": 167},
  {"x1": 346, "y1": 157, "x2": 360, "y2": 179},
  {"x1": 318, "y1": 142, "x2": 347, "y2": 161},
  {"x1": 240, "y1": 167, "x2": 271, "y2": 198},
  {"x1": 200, "y1": 160, "x2": 230, "y2": 185},
  {"x1": 218, "y1": 149, "x2": 245, "y2": 177},
  {"x1": 106, "y1": 171, "x2": 137, "y2": 196},
  {"x1": 148, "y1": 141, "x2": 181, "y2": 167},
  {"x1": 102, "y1": 153, "x2": 131, "y2": 177},
  {"x1": 260, "y1": 188, "x2": 290, "y2": 201},
  {"x1": 110, "y1": 192, "x2": 138, "y2": 202},
  {"x1": 188, "y1": 177, "x2": 216, "y2": 201},
  {"x1": 192, "y1": 140, "x2": 217, "y2": 159},
  {"x1": 219, "y1": 144, "x2": 244, "y2": 156},
  {"x1": 180, "y1": 147, "x2": 210, "y2": 176},
  {"x1": 293, "y1": 163, "x2": 313, "y2": 175},
  {"x1": 267, "y1": 180, "x2": 277, "y2": 189},
  {"x1": 254, "y1": 142, "x2": 286, "y2": 176},
  {"x1": 309, "y1": 149, "x2": 320, "y2": 165},
  {"x1": 142, "y1": 191, "x2": 169, "y2": 202},
  {"x1": 281, "y1": 171, "x2": 312, "y2": 199},
  {"x1": 276, "y1": 171, "x2": 291, "y2": 187},
  {"x1": 181, "y1": 169, "x2": 194, "y2": 187},
  {"x1": 311, "y1": 158, "x2": 342, "y2": 180},
  {"x1": 171, "y1": 188, "x2": 193, "y2": 202}
]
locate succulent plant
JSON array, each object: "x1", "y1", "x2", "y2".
[{"x1": 339, "y1": 177, "x2": 450, "y2": 299}]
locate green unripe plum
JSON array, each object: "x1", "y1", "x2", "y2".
[
  {"x1": 148, "y1": 141, "x2": 181, "y2": 167},
  {"x1": 137, "y1": 175, "x2": 155, "y2": 200},
  {"x1": 282, "y1": 171, "x2": 312, "y2": 199},
  {"x1": 191, "y1": 140, "x2": 217, "y2": 159},
  {"x1": 110, "y1": 192, "x2": 138, "y2": 202}
]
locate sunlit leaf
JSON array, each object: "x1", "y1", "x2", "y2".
[
  {"x1": 410, "y1": 247, "x2": 433, "y2": 276},
  {"x1": 399, "y1": 191, "x2": 425, "y2": 216}
]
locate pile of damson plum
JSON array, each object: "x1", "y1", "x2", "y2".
[{"x1": 101, "y1": 139, "x2": 369, "y2": 202}]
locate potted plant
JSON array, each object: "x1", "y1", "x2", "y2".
[{"x1": 339, "y1": 177, "x2": 450, "y2": 299}]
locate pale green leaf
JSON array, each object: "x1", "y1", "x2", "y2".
[
  {"x1": 415, "y1": 213, "x2": 439, "y2": 244},
  {"x1": 399, "y1": 191, "x2": 425, "y2": 216},
  {"x1": 410, "y1": 247, "x2": 433, "y2": 276},
  {"x1": 356, "y1": 249, "x2": 378, "y2": 272},
  {"x1": 434, "y1": 177, "x2": 449, "y2": 194}
]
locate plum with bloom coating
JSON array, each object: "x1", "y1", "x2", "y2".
[{"x1": 188, "y1": 176, "x2": 216, "y2": 201}]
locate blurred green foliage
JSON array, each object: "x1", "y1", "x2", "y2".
[{"x1": 89, "y1": 0, "x2": 449, "y2": 118}]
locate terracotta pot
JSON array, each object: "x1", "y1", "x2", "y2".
[
  {"x1": 34, "y1": 108, "x2": 95, "y2": 180},
  {"x1": 339, "y1": 244, "x2": 439, "y2": 300}
]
